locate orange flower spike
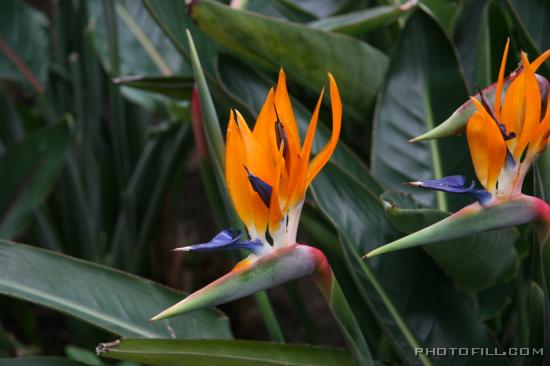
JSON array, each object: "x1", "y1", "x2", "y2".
[
  {"x1": 513, "y1": 52, "x2": 541, "y2": 159},
  {"x1": 493, "y1": 38, "x2": 510, "y2": 121},
  {"x1": 468, "y1": 98, "x2": 507, "y2": 191},
  {"x1": 252, "y1": 88, "x2": 279, "y2": 161},
  {"x1": 225, "y1": 114, "x2": 254, "y2": 228},
  {"x1": 294, "y1": 87, "x2": 325, "y2": 204},
  {"x1": 306, "y1": 73, "x2": 342, "y2": 186},
  {"x1": 236, "y1": 115, "x2": 272, "y2": 237},
  {"x1": 268, "y1": 144, "x2": 286, "y2": 243}
]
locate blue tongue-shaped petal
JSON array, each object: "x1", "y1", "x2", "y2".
[
  {"x1": 244, "y1": 166, "x2": 272, "y2": 207},
  {"x1": 174, "y1": 229, "x2": 264, "y2": 254},
  {"x1": 409, "y1": 175, "x2": 474, "y2": 193},
  {"x1": 408, "y1": 175, "x2": 491, "y2": 205}
]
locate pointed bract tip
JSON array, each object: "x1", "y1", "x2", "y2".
[
  {"x1": 172, "y1": 246, "x2": 191, "y2": 252},
  {"x1": 150, "y1": 309, "x2": 171, "y2": 322},
  {"x1": 406, "y1": 181, "x2": 422, "y2": 187}
]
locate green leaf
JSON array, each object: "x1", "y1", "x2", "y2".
[
  {"x1": 529, "y1": 282, "x2": 544, "y2": 355},
  {"x1": 309, "y1": 0, "x2": 417, "y2": 36},
  {"x1": 98, "y1": 339, "x2": 353, "y2": 366},
  {"x1": 506, "y1": 0, "x2": 550, "y2": 75},
  {"x1": 367, "y1": 195, "x2": 544, "y2": 258},
  {"x1": 541, "y1": 233, "x2": 550, "y2": 363},
  {"x1": 0, "y1": 240, "x2": 232, "y2": 339},
  {"x1": 420, "y1": 0, "x2": 463, "y2": 34},
  {"x1": 246, "y1": 0, "x2": 318, "y2": 22},
  {"x1": 454, "y1": 0, "x2": 510, "y2": 90},
  {"x1": 383, "y1": 194, "x2": 519, "y2": 291},
  {"x1": 0, "y1": 357, "x2": 87, "y2": 366},
  {"x1": 0, "y1": 0, "x2": 49, "y2": 92},
  {"x1": 371, "y1": 8, "x2": 472, "y2": 211},
  {"x1": 189, "y1": 0, "x2": 388, "y2": 119},
  {"x1": 87, "y1": 0, "x2": 187, "y2": 106},
  {"x1": 311, "y1": 163, "x2": 505, "y2": 365},
  {"x1": 113, "y1": 75, "x2": 194, "y2": 99},
  {"x1": 0, "y1": 120, "x2": 70, "y2": 239},
  {"x1": 87, "y1": 0, "x2": 184, "y2": 77},
  {"x1": 142, "y1": 0, "x2": 220, "y2": 73}
]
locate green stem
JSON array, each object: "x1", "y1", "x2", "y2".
[
  {"x1": 252, "y1": 292, "x2": 285, "y2": 343},
  {"x1": 358, "y1": 259, "x2": 432, "y2": 366},
  {"x1": 315, "y1": 270, "x2": 373, "y2": 366}
]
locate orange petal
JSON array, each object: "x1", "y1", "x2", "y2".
[
  {"x1": 467, "y1": 101, "x2": 506, "y2": 191},
  {"x1": 274, "y1": 69, "x2": 301, "y2": 148},
  {"x1": 234, "y1": 111, "x2": 271, "y2": 235},
  {"x1": 226, "y1": 112, "x2": 254, "y2": 228},
  {"x1": 252, "y1": 88, "x2": 279, "y2": 161},
  {"x1": 531, "y1": 49, "x2": 550, "y2": 71},
  {"x1": 291, "y1": 87, "x2": 324, "y2": 204},
  {"x1": 306, "y1": 73, "x2": 342, "y2": 186},
  {"x1": 269, "y1": 144, "x2": 285, "y2": 233},
  {"x1": 514, "y1": 52, "x2": 541, "y2": 159},
  {"x1": 501, "y1": 72, "x2": 525, "y2": 153},
  {"x1": 530, "y1": 95, "x2": 550, "y2": 155},
  {"x1": 235, "y1": 110, "x2": 274, "y2": 185},
  {"x1": 494, "y1": 39, "x2": 510, "y2": 120}
]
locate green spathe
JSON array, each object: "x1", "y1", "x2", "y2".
[
  {"x1": 365, "y1": 194, "x2": 549, "y2": 258},
  {"x1": 151, "y1": 244, "x2": 325, "y2": 321}
]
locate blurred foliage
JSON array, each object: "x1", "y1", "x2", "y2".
[{"x1": 0, "y1": 0, "x2": 549, "y2": 365}]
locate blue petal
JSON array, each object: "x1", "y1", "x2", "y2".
[
  {"x1": 175, "y1": 229, "x2": 264, "y2": 254},
  {"x1": 413, "y1": 175, "x2": 475, "y2": 193},
  {"x1": 410, "y1": 175, "x2": 491, "y2": 205},
  {"x1": 244, "y1": 166, "x2": 272, "y2": 207},
  {"x1": 469, "y1": 189, "x2": 492, "y2": 206}
]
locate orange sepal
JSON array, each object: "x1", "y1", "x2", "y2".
[
  {"x1": 226, "y1": 113, "x2": 254, "y2": 228},
  {"x1": 306, "y1": 73, "x2": 342, "y2": 186},
  {"x1": 467, "y1": 100, "x2": 507, "y2": 191},
  {"x1": 494, "y1": 39, "x2": 510, "y2": 120},
  {"x1": 514, "y1": 52, "x2": 541, "y2": 159}
]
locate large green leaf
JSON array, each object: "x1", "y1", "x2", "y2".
[
  {"x1": 87, "y1": 0, "x2": 184, "y2": 77},
  {"x1": 507, "y1": 0, "x2": 550, "y2": 75},
  {"x1": 98, "y1": 339, "x2": 352, "y2": 366},
  {"x1": 420, "y1": 0, "x2": 463, "y2": 34},
  {"x1": 143, "y1": 0, "x2": 220, "y2": 73},
  {"x1": 383, "y1": 194, "x2": 519, "y2": 292},
  {"x1": 87, "y1": 0, "x2": 187, "y2": 106},
  {"x1": 0, "y1": 121, "x2": 70, "y2": 239},
  {"x1": 309, "y1": 1, "x2": 417, "y2": 36},
  {"x1": 189, "y1": 0, "x2": 388, "y2": 120},
  {"x1": 0, "y1": 357, "x2": 86, "y2": 366},
  {"x1": 311, "y1": 163, "x2": 505, "y2": 365},
  {"x1": 454, "y1": 0, "x2": 510, "y2": 90},
  {"x1": 113, "y1": 75, "x2": 194, "y2": 99},
  {"x1": 0, "y1": 0, "x2": 49, "y2": 92},
  {"x1": 0, "y1": 240, "x2": 232, "y2": 339},
  {"x1": 371, "y1": 8, "x2": 473, "y2": 211}
]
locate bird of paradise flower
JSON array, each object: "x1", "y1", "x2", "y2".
[
  {"x1": 366, "y1": 40, "x2": 550, "y2": 258},
  {"x1": 151, "y1": 69, "x2": 340, "y2": 319}
]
